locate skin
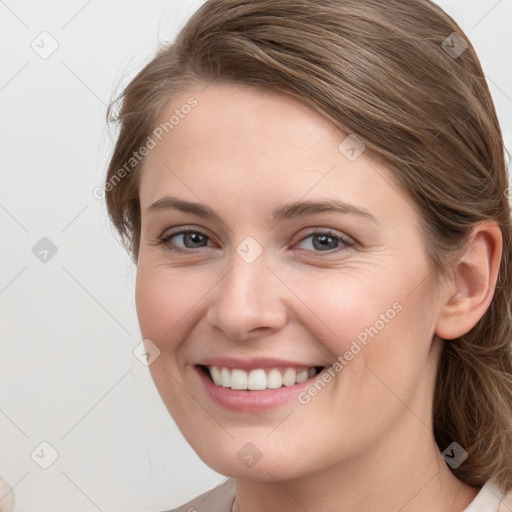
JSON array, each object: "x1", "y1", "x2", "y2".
[{"x1": 135, "y1": 82, "x2": 502, "y2": 511}]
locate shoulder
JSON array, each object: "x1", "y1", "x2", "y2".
[
  {"x1": 473, "y1": 479, "x2": 512, "y2": 512},
  {"x1": 161, "y1": 478, "x2": 235, "y2": 512},
  {"x1": 497, "y1": 486, "x2": 512, "y2": 512},
  {"x1": 0, "y1": 474, "x2": 15, "y2": 512}
]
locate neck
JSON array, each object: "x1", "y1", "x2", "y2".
[{"x1": 232, "y1": 419, "x2": 479, "y2": 512}]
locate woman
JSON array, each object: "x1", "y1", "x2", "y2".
[{"x1": 104, "y1": 0, "x2": 512, "y2": 510}]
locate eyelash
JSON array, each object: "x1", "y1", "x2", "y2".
[{"x1": 155, "y1": 228, "x2": 356, "y2": 255}]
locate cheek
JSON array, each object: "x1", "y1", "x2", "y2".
[
  {"x1": 135, "y1": 269, "x2": 166, "y2": 341},
  {"x1": 289, "y1": 269, "x2": 407, "y2": 354},
  {"x1": 292, "y1": 262, "x2": 436, "y2": 392},
  {"x1": 135, "y1": 265, "x2": 194, "y2": 350},
  {"x1": 134, "y1": 265, "x2": 200, "y2": 417}
]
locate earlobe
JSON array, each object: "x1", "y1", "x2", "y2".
[{"x1": 435, "y1": 221, "x2": 502, "y2": 340}]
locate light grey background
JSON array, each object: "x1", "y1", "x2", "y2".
[{"x1": 1, "y1": 1, "x2": 511, "y2": 511}]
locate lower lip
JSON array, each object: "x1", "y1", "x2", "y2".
[{"x1": 195, "y1": 366, "x2": 320, "y2": 412}]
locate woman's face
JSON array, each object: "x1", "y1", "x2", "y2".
[{"x1": 135, "y1": 83, "x2": 445, "y2": 480}]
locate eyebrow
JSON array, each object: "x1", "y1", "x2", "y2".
[{"x1": 145, "y1": 195, "x2": 378, "y2": 223}]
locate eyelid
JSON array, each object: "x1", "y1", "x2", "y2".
[
  {"x1": 158, "y1": 225, "x2": 355, "y2": 242},
  {"x1": 158, "y1": 223, "x2": 212, "y2": 239},
  {"x1": 155, "y1": 225, "x2": 357, "y2": 255},
  {"x1": 295, "y1": 227, "x2": 355, "y2": 245},
  {"x1": 158, "y1": 227, "x2": 214, "y2": 249},
  {"x1": 292, "y1": 228, "x2": 356, "y2": 254}
]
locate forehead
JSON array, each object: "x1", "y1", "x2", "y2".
[
  {"x1": 138, "y1": 82, "x2": 417, "y2": 231},
  {"x1": 157, "y1": 82, "x2": 343, "y2": 161}
]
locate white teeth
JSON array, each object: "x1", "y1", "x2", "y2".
[
  {"x1": 210, "y1": 366, "x2": 222, "y2": 386},
  {"x1": 206, "y1": 365, "x2": 320, "y2": 390},
  {"x1": 221, "y1": 367, "x2": 231, "y2": 387},
  {"x1": 231, "y1": 369, "x2": 248, "y2": 390},
  {"x1": 266, "y1": 369, "x2": 282, "y2": 389},
  {"x1": 248, "y1": 369, "x2": 267, "y2": 390},
  {"x1": 282, "y1": 368, "x2": 297, "y2": 386},
  {"x1": 296, "y1": 369, "x2": 309, "y2": 383}
]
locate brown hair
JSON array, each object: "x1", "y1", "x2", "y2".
[{"x1": 105, "y1": 0, "x2": 512, "y2": 492}]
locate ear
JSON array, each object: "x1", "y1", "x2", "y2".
[{"x1": 435, "y1": 221, "x2": 503, "y2": 340}]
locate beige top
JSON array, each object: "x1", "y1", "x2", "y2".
[
  {"x1": 164, "y1": 478, "x2": 512, "y2": 512},
  {"x1": 165, "y1": 478, "x2": 235, "y2": 512}
]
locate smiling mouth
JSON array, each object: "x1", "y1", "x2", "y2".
[{"x1": 198, "y1": 365, "x2": 325, "y2": 391}]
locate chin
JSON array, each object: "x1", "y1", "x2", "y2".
[{"x1": 189, "y1": 437, "x2": 318, "y2": 482}]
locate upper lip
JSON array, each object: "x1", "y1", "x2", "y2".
[{"x1": 195, "y1": 356, "x2": 327, "y2": 371}]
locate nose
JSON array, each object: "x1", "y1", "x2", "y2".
[{"x1": 206, "y1": 248, "x2": 288, "y2": 342}]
